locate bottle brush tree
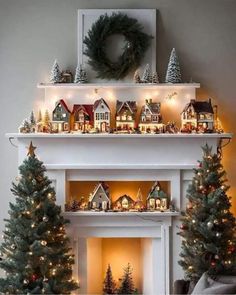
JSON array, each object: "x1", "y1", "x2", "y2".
[
  {"x1": 103, "y1": 264, "x2": 116, "y2": 294},
  {"x1": 0, "y1": 142, "x2": 79, "y2": 294},
  {"x1": 118, "y1": 263, "x2": 136, "y2": 294},
  {"x1": 50, "y1": 60, "x2": 61, "y2": 83},
  {"x1": 178, "y1": 144, "x2": 236, "y2": 283},
  {"x1": 165, "y1": 48, "x2": 182, "y2": 83}
]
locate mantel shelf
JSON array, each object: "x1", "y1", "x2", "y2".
[
  {"x1": 37, "y1": 82, "x2": 200, "y2": 90},
  {"x1": 63, "y1": 211, "x2": 180, "y2": 217},
  {"x1": 6, "y1": 132, "x2": 233, "y2": 139}
]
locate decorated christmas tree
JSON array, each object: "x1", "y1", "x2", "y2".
[
  {"x1": 178, "y1": 144, "x2": 236, "y2": 283},
  {"x1": 74, "y1": 64, "x2": 88, "y2": 83},
  {"x1": 0, "y1": 142, "x2": 79, "y2": 294},
  {"x1": 117, "y1": 263, "x2": 136, "y2": 294},
  {"x1": 50, "y1": 60, "x2": 61, "y2": 83},
  {"x1": 103, "y1": 264, "x2": 116, "y2": 294},
  {"x1": 165, "y1": 48, "x2": 182, "y2": 83}
]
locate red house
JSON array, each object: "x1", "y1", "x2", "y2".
[{"x1": 72, "y1": 104, "x2": 94, "y2": 132}]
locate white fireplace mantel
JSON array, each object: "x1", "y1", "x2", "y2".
[{"x1": 6, "y1": 132, "x2": 232, "y2": 294}]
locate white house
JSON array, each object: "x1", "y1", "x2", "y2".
[{"x1": 93, "y1": 98, "x2": 110, "y2": 132}]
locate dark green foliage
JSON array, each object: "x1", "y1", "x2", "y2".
[
  {"x1": 84, "y1": 13, "x2": 153, "y2": 80},
  {"x1": 178, "y1": 144, "x2": 236, "y2": 283},
  {"x1": 0, "y1": 154, "x2": 78, "y2": 294},
  {"x1": 103, "y1": 264, "x2": 116, "y2": 294},
  {"x1": 117, "y1": 263, "x2": 136, "y2": 294}
]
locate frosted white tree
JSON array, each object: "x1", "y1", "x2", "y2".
[
  {"x1": 29, "y1": 111, "x2": 36, "y2": 132},
  {"x1": 165, "y1": 48, "x2": 182, "y2": 83},
  {"x1": 152, "y1": 72, "x2": 159, "y2": 83},
  {"x1": 74, "y1": 64, "x2": 88, "y2": 83},
  {"x1": 50, "y1": 59, "x2": 61, "y2": 83},
  {"x1": 141, "y1": 64, "x2": 152, "y2": 83},
  {"x1": 29, "y1": 111, "x2": 36, "y2": 126}
]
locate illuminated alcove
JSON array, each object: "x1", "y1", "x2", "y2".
[{"x1": 87, "y1": 237, "x2": 153, "y2": 294}]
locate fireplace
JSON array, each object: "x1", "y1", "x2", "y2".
[
  {"x1": 6, "y1": 131, "x2": 230, "y2": 294},
  {"x1": 65, "y1": 211, "x2": 173, "y2": 294},
  {"x1": 87, "y1": 238, "x2": 146, "y2": 294}
]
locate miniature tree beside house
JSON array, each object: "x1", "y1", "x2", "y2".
[
  {"x1": 0, "y1": 142, "x2": 78, "y2": 294},
  {"x1": 178, "y1": 144, "x2": 236, "y2": 283},
  {"x1": 50, "y1": 60, "x2": 61, "y2": 83},
  {"x1": 133, "y1": 70, "x2": 141, "y2": 83},
  {"x1": 141, "y1": 64, "x2": 152, "y2": 83},
  {"x1": 165, "y1": 48, "x2": 182, "y2": 83},
  {"x1": 74, "y1": 64, "x2": 88, "y2": 83}
]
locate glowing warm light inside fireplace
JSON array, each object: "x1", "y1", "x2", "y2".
[{"x1": 87, "y1": 238, "x2": 143, "y2": 294}]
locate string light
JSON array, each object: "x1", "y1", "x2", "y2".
[
  {"x1": 43, "y1": 216, "x2": 49, "y2": 222},
  {"x1": 31, "y1": 223, "x2": 36, "y2": 228},
  {"x1": 29, "y1": 252, "x2": 33, "y2": 256},
  {"x1": 41, "y1": 240, "x2": 47, "y2": 246},
  {"x1": 40, "y1": 256, "x2": 45, "y2": 261}
]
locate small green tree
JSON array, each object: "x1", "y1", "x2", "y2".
[
  {"x1": 117, "y1": 263, "x2": 136, "y2": 294},
  {"x1": 103, "y1": 264, "x2": 116, "y2": 294},
  {"x1": 0, "y1": 142, "x2": 79, "y2": 294},
  {"x1": 178, "y1": 144, "x2": 236, "y2": 283}
]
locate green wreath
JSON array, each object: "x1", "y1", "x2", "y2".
[{"x1": 83, "y1": 13, "x2": 153, "y2": 80}]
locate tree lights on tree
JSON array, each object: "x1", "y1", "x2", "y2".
[
  {"x1": 178, "y1": 144, "x2": 236, "y2": 283},
  {"x1": 0, "y1": 142, "x2": 79, "y2": 294}
]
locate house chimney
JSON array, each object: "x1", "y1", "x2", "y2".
[
  {"x1": 149, "y1": 99, "x2": 152, "y2": 103},
  {"x1": 209, "y1": 98, "x2": 212, "y2": 105},
  {"x1": 190, "y1": 99, "x2": 195, "y2": 104}
]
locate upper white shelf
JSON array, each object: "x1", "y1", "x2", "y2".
[
  {"x1": 6, "y1": 133, "x2": 232, "y2": 139},
  {"x1": 37, "y1": 82, "x2": 200, "y2": 90}
]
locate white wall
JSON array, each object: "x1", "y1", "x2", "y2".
[{"x1": 0, "y1": 0, "x2": 236, "y2": 283}]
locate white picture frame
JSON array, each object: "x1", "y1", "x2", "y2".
[{"x1": 78, "y1": 9, "x2": 157, "y2": 82}]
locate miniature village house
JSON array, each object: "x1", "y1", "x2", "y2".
[
  {"x1": 93, "y1": 98, "x2": 110, "y2": 132},
  {"x1": 116, "y1": 100, "x2": 137, "y2": 131},
  {"x1": 181, "y1": 99, "x2": 214, "y2": 132},
  {"x1": 89, "y1": 182, "x2": 111, "y2": 210},
  {"x1": 113, "y1": 194, "x2": 135, "y2": 211},
  {"x1": 147, "y1": 181, "x2": 168, "y2": 211},
  {"x1": 72, "y1": 104, "x2": 94, "y2": 132},
  {"x1": 51, "y1": 99, "x2": 71, "y2": 133},
  {"x1": 139, "y1": 99, "x2": 164, "y2": 133}
]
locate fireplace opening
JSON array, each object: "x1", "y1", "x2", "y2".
[
  {"x1": 86, "y1": 237, "x2": 153, "y2": 295},
  {"x1": 66, "y1": 181, "x2": 171, "y2": 212}
]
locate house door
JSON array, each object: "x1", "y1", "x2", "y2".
[{"x1": 101, "y1": 122, "x2": 107, "y2": 132}]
